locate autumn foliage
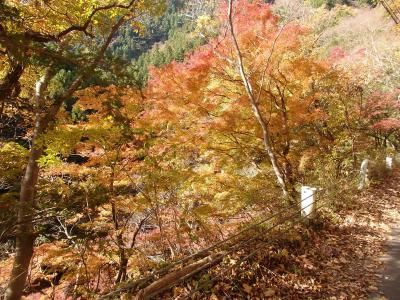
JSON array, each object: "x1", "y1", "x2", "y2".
[{"x1": 1, "y1": 0, "x2": 400, "y2": 299}]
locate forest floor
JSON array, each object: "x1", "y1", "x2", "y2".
[
  {"x1": 161, "y1": 171, "x2": 400, "y2": 300},
  {"x1": 2, "y1": 172, "x2": 400, "y2": 300}
]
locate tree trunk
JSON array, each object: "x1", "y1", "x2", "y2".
[
  {"x1": 227, "y1": 0, "x2": 289, "y2": 198},
  {"x1": 115, "y1": 248, "x2": 128, "y2": 283},
  {"x1": 0, "y1": 61, "x2": 24, "y2": 118},
  {"x1": 133, "y1": 253, "x2": 225, "y2": 300},
  {"x1": 5, "y1": 15, "x2": 128, "y2": 299},
  {"x1": 110, "y1": 164, "x2": 128, "y2": 284},
  {"x1": 112, "y1": 200, "x2": 128, "y2": 284},
  {"x1": 5, "y1": 70, "x2": 58, "y2": 299}
]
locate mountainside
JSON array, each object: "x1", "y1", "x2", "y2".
[{"x1": 1, "y1": 0, "x2": 400, "y2": 299}]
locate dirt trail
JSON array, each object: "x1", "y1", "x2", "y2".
[
  {"x1": 365, "y1": 170, "x2": 400, "y2": 300},
  {"x1": 373, "y1": 224, "x2": 400, "y2": 300}
]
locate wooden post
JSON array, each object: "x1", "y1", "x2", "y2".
[
  {"x1": 301, "y1": 186, "x2": 317, "y2": 218},
  {"x1": 358, "y1": 159, "x2": 369, "y2": 190}
]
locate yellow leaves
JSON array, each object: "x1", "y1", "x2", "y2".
[
  {"x1": 193, "y1": 204, "x2": 214, "y2": 216},
  {"x1": 173, "y1": 286, "x2": 185, "y2": 297},
  {"x1": 225, "y1": 256, "x2": 237, "y2": 266},
  {"x1": 211, "y1": 188, "x2": 244, "y2": 216},
  {"x1": 33, "y1": 242, "x2": 82, "y2": 276},
  {"x1": 213, "y1": 191, "x2": 230, "y2": 202},
  {"x1": 5, "y1": 0, "x2": 165, "y2": 47},
  {"x1": 367, "y1": 285, "x2": 379, "y2": 292},
  {"x1": 394, "y1": 48, "x2": 400, "y2": 60},
  {"x1": 242, "y1": 283, "x2": 252, "y2": 294},
  {"x1": 209, "y1": 294, "x2": 219, "y2": 300},
  {"x1": 130, "y1": 20, "x2": 146, "y2": 37},
  {"x1": 280, "y1": 248, "x2": 289, "y2": 257},
  {"x1": 126, "y1": 260, "x2": 141, "y2": 279},
  {"x1": 0, "y1": 142, "x2": 28, "y2": 181},
  {"x1": 196, "y1": 15, "x2": 213, "y2": 28},
  {"x1": 99, "y1": 209, "x2": 112, "y2": 218},
  {"x1": 194, "y1": 15, "x2": 219, "y2": 39}
]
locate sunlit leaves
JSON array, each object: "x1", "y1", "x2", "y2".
[
  {"x1": 0, "y1": 142, "x2": 28, "y2": 184},
  {"x1": 4, "y1": 0, "x2": 165, "y2": 40}
]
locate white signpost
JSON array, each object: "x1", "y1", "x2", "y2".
[
  {"x1": 301, "y1": 186, "x2": 317, "y2": 218},
  {"x1": 358, "y1": 159, "x2": 369, "y2": 190},
  {"x1": 386, "y1": 156, "x2": 393, "y2": 170}
]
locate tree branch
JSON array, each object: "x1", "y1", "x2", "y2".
[
  {"x1": 227, "y1": 0, "x2": 289, "y2": 198},
  {"x1": 57, "y1": 0, "x2": 138, "y2": 39}
]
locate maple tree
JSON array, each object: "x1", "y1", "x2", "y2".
[
  {"x1": 147, "y1": 0, "x2": 370, "y2": 204},
  {"x1": 25, "y1": 86, "x2": 151, "y2": 295},
  {"x1": 362, "y1": 91, "x2": 400, "y2": 149},
  {"x1": 75, "y1": 86, "x2": 148, "y2": 284}
]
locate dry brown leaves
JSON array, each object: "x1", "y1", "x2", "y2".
[{"x1": 160, "y1": 171, "x2": 400, "y2": 300}]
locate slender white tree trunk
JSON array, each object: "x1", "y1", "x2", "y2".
[
  {"x1": 227, "y1": 0, "x2": 289, "y2": 198},
  {"x1": 5, "y1": 69, "x2": 56, "y2": 300}
]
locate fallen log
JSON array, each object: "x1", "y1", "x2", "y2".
[{"x1": 133, "y1": 252, "x2": 225, "y2": 300}]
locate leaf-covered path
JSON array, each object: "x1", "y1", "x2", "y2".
[
  {"x1": 375, "y1": 224, "x2": 400, "y2": 300},
  {"x1": 370, "y1": 173, "x2": 400, "y2": 300},
  {"x1": 158, "y1": 171, "x2": 400, "y2": 299}
]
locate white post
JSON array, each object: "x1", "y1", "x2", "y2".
[
  {"x1": 301, "y1": 186, "x2": 317, "y2": 218},
  {"x1": 386, "y1": 156, "x2": 393, "y2": 170},
  {"x1": 358, "y1": 159, "x2": 369, "y2": 190}
]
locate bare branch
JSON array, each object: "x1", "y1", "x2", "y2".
[
  {"x1": 255, "y1": 23, "x2": 287, "y2": 104},
  {"x1": 57, "y1": 0, "x2": 138, "y2": 39}
]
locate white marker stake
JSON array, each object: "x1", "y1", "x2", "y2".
[
  {"x1": 358, "y1": 159, "x2": 369, "y2": 190},
  {"x1": 301, "y1": 186, "x2": 317, "y2": 218},
  {"x1": 386, "y1": 157, "x2": 393, "y2": 170}
]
